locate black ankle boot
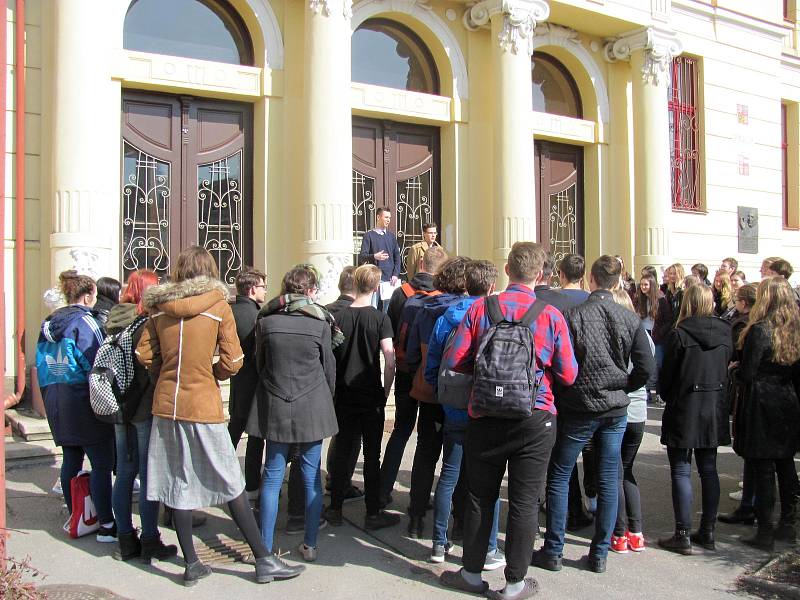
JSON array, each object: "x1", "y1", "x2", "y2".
[
  {"x1": 113, "y1": 531, "x2": 141, "y2": 561},
  {"x1": 690, "y1": 527, "x2": 715, "y2": 551},
  {"x1": 742, "y1": 526, "x2": 775, "y2": 552},
  {"x1": 254, "y1": 554, "x2": 305, "y2": 584},
  {"x1": 718, "y1": 506, "x2": 756, "y2": 525},
  {"x1": 140, "y1": 534, "x2": 178, "y2": 564},
  {"x1": 183, "y1": 560, "x2": 212, "y2": 587},
  {"x1": 774, "y1": 520, "x2": 796, "y2": 543},
  {"x1": 657, "y1": 529, "x2": 692, "y2": 555}
]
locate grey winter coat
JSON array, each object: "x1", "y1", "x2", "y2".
[
  {"x1": 558, "y1": 290, "x2": 655, "y2": 414},
  {"x1": 255, "y1": 311, "x2": 338, "y2": 444},
  {"x1": 733, "y1": 322, "x2": 800, "y2": 459},
  {"x1": 659, "y1": 316, "x2": 733, "y2": 448}
]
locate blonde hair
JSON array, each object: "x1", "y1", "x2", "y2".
[
  {"x1": 612, "y1": 288, "x2": 635, "y2": 313},
  {"x1": 683, "y1": 275, "x2": 702, "y2": 289},
  {"x1": 738, "y1": 277, "x2": 800, "y2": 365},
  {"x1": 677, "y1": 284, "x2": 713, "y2": 324},
  {"x1": 714, "y1": 271, "x2": 733, "y2": 308},
  {"x1": 353, "y1": 264, "x2": 382, "y2": 296},
  {"x1": 667, "y1": 263, "x2": 686, "y2": 294}
]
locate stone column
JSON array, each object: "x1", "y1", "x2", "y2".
[
  {"x1": 50, "y1": 0, "x2": 119, "y2": 282},
  {"x1": 465, "y1": 0, "x2": 549, "y2": 284},
  {"x1": 302, "y1": 0, "x2": 354, "y2": 302},
  {"x1": 605, "y1": 27, "x2": 682, "y2": 273}
]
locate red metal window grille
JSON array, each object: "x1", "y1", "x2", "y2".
[
  {"x1": 668, "y1": 56, "x2": 701, "y2": 211},
  {"x1": 782, "y1": 103, "x2": 789, "y2": 228}
]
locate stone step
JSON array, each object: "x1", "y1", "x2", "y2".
[{"x1": 6, "y1": 407, "x2": 52, "y2": 441}]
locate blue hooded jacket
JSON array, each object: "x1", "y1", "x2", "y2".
[
  {"x1": 36, "y1": 305, "x2": 113, "y2": 447},
  {"x1": 423, "y1": 296, "x2": 480, "y2": 426}
]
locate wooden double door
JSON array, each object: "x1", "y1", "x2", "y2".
[
  {"x1": 121, "y1": 91, "x2": 253, "y2": 284},
  {"x1": 535, "y1": 141, "x2": 584, "y2": 285},
  {"x1": 352, "y1": 117, "x2": 440, "y2": 278}
]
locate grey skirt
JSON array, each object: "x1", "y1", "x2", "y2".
[{"x1": 147, "y1": 416, "x2": 245, "y2": 510}]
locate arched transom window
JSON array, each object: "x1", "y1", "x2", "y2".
[
  {"x1": 532, "y1": 52, "x2": 582, "y2": 118},
  {"x1": 124, "y1": 0, "x2": 254, "y2": 66},
  {"x1": 352, "y1": 19, "x2": 440, "y2": 95}
]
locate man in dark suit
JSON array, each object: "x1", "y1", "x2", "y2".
[{"x1": 228, "y1": 267, "x2": 267, "y2": 500}]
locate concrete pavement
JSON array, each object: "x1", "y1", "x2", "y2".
[{"x1": 5, "y1": 407, "x2": 790, "y2": 599}]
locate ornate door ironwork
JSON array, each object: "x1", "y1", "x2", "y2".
[
  {"x1": 352, "y1": 117, "x2": 440, "y2": 279},
  {"x1": 535, "y1": 141, "x2": 584, "y2": 287},
  {"x1": 121, "y1": 92, "x2": 253, "y2": 283}
]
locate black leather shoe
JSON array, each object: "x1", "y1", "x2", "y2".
[
  {"x1": 690, "y1": 529, "x2": 715, "y2": 551},
  {"x1": 657, "y1": 530, "x2": 692, "y2": 555},
  {"x1": 407, "y1": 516, "x2": 424, "y2": 539},
  {"x1": 255, "y1": 554, "x2": 306, "y2": 583},
  {"x1": 718, "y1": 507, "x2": 755, "y2": 525},
  {"x1": 140, "y1": 534, "x2": 178, "y2": 564},
  {"x1": 113, "y1": 531, "x2": 141, "y2": 562},
  {"x1": 183, "y1": 560, "x2": 212, "y2": 587},
  {"x1": 531, "y1": 550, "x2": 562, "y2": 571},
  {"x1": 365, "y1": 511, "x2": 401, "y2": 531},
  {"x1": 774, "y1": 521, "x2": 796, "y2": 543},
  {"x1": 742, "y1": 528, "x2": 775, "y2": 552},
  {"x1": 586, "y1": 555, "x2": 606, "y2": 573}
]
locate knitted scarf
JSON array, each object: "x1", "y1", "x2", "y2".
[{"x1": 259, "y1": 294, "x2": 344, "y2": 349}]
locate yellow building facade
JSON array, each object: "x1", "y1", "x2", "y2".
[{"x1": 3, "y1": 0, "x2": 800, "y2": 383}]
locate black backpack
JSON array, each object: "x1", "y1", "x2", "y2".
[{"x1": 471, "y1": 296, "x2": 545, "y2": 418}]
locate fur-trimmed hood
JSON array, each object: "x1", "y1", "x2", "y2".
[{"x1": 143, "y1": 276, "x2": 231, "y2": 318}]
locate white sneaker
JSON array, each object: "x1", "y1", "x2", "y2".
[
  {"x1": 482, "y1": 549, "x2": 506, "y2": 571},
  {"x1": 52, "y1": 479, "x2": 63, "y2": 495},
  {"x1": 133, "y1": 478, "x2": 140, "y2": 495},
  {"x1": 729, "y1": 490, "x2": 743, "y2": 501},
  {"x1": 584, "y1": 496, "x2": 597, "y2": 514}
]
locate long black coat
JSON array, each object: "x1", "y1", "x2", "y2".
[
  {"x1": 733, "y1": 322, "x2": 800, "y2": 459},
  {"x1": 660, "y1": 316, "x2": 733, "y2": 448},
  {"x1": 255, "y1": 311, "x2": 338, "y2": 444},
  {"x1": 228, "y1": 295, "x2": 260, "y2": 421}
]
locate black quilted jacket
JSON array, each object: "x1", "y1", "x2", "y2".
[{"x1": 559, "y1": 290, "x2": 655, "y2": 414}]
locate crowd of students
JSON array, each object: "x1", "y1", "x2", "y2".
[{"x1": 35, "y1": 243, "x2": 800, "y2": 597}]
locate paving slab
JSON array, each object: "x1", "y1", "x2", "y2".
[{"x1": 5, "y1": 407, "x2": 791, "y2": 599}]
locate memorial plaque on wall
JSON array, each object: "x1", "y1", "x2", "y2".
[{"x1": 738, "y1": 206, "x2": 758, "y2": 254}]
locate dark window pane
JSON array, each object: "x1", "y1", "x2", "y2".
[
  {"x1": 124, "y1": 0, "x2": 253, "y2": 66},
  {"x1": 352, "y1": 19, "x2": 439, "y2": 94},
  {"x1": 531, "y1": 53, "x2": 582, "y2": 118}
]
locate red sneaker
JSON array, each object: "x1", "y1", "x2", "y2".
[
  {"x1": 627, "y1": 531, "x2": 645, "y2": 552},
  {"x1": 610, "y1": 534, "x2": 629, "y2": 554}
]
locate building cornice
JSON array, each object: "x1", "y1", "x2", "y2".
[
  {"x1": 672, "y1": 0, "x2": 790, "y2": 41},
  {"x1": 309, "y1": 0, "x2": 353, "y2": 19},
  {"x1": 604, "y1": 26, "x2": 683, "y2": 86},
  {"x1": 463, "y1": 0, "x2": 550, "y2": 56}
]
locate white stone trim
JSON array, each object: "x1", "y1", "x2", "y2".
[
  {"x1": 351, "y1": 82, "x2": 452, "y2": 121},
  {"x1": 113, "y1": 0, "x2": 285, "y2": 70},
  {"x1": 351, "y1": 0, "x2": 469, "y2": 99},
  {"x1": 532, "y1": 24, "x2": 610, "y2": 126}
]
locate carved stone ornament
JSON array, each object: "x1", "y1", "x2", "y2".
[
  {"x1": 603, "y1": 26, "x2": 682, "y2": 85},
  {"x1": 463, "y1": 0, "x2": 551, "y2": 56},
  {"x1": 534, "y1": 22, "x2": 580, "y2": 45},
  {"x1": 375, "y1": 0, "x2": 433, "y2": 11},
  {"x1": 309, "y1": 0, "x2": 353, "y2": 18}
]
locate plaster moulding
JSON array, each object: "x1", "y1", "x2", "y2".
[
  {"x1": 534, "y1": 22, "x2": 580, "y2": 45},
  {"x1": 604, "y1": 26, "x2": 683, "y2": 86},
  {"x1": 309, "y1": 0, "x2": 353, "y2": 19},
  {"x1": 463, "y1": 0, "x2": 551, "y2": 55}
]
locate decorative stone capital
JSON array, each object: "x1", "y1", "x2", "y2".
[
  {"x1": 463, "y1": 0, "x2": 550, "y2": 56},
  {"x1": 603, "y1": 26, "x2": 682, "y2": 85},
  {"x1": 309, "y1": 0, "x2": 353, "y2": 19}
]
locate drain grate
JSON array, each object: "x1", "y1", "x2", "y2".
[
  {"x1": 197, "y1": 534, "x2": 252, "y2": 564},
  {"x1": 37, "y1": 585, "x2": 132, "y2": 600}
]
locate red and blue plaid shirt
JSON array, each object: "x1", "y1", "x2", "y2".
[{"x1": 442, "y1": 283, "x2": 578, "y2": 416}]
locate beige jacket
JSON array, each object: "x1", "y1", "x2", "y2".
[
  {"x1": 405, "y1": 241, "x2": 439, "y2": 280},
  {"x1": 136, "y1": 277, "x2": 243, "y2": 423}
]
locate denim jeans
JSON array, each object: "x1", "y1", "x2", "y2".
[
  {"x1": 433, "y1": 425, "x2": 499, "y2": 550},
  {"x1": 379, "y1": 371, "x2": 417, "y2": 499},
  {"x1": 543, "y1": 414, "x2": 627, "y2": 559},
  {"x1": 666, "y1": 447, "x2": 719, "y2": 530},
  {"x1": 260, "y1": 440, "x2": 323, "y2": 551},
  {"x1": 112, "y1": 420, "x2": 160, "y2": 537},
  {"x1": 61, "y1": 439, "x2": 115, "y2": 524}
]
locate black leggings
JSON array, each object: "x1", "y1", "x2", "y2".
[
  {"x1": 172, "y1": 492, "x2": 267, "y2": 564},
  {"x1": 666, "y1": 447, "x2": 719, "y2": 530},
  {"x1": 615, "y1": 421, "x2": 645, "y2": 535},
  {"x1": 748, "y1": 457, "x2": 799, "y2": 528}
]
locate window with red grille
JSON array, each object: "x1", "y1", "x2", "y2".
[{"x1": 668, "y1": 57, "x2": 701, "y2": 211}]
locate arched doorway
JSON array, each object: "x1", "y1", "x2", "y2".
[
  {"x1": 120, "y1": 0, "x2": 254, "y2": 284},
  {"x1": 351, "y1": 19, "x2": 441, "y2": 278},
  {"x1": 532, "y1": 52, "x2": 584, "y2": 282}
]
